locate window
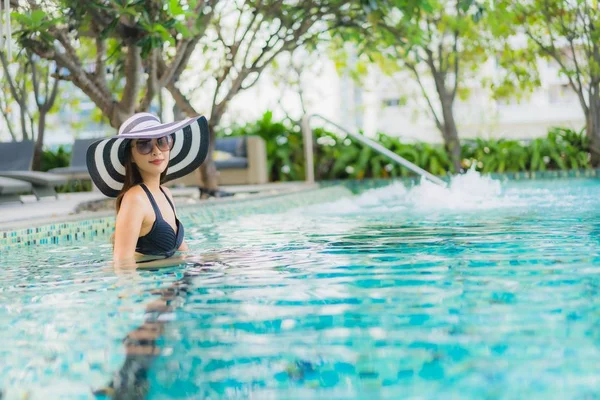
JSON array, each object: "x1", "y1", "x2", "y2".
[{"x1": 383, "y1": 98, "x2": 402, "y2": 107}]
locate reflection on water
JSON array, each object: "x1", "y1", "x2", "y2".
[{"x1": 2, "y1": 176, "x2": 600, "y2": 399}]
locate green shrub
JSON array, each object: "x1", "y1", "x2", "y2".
[
  {"x1": 220, "y1": 114, "x2": 594, "y2": 182},
  {"x1": 56, "y1": 180, "x2": 93, "y2": 193},
  {"x1": 222, "y1": 111, "x2": 306, "y2": 181},
  {"x1": 39, "y1": 146, "x2": 92, "y2": 193},
  {"x1": 40, "y1": 146, "x2": 71, "y2": 172},
  {"x1": 462, "y1": 127, "x2": 590, "y2": 173}
]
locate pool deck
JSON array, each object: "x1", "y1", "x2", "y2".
[
  {"x1": 0, "y1": 182, "x2": 315, "y2": 230},
  {"x1": 5, "y1": 167, "x2": 598, "y2": 233}
]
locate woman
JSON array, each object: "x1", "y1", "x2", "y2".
[{"x1": 86, "y1": 112, "x2": 210, "y2": 267}]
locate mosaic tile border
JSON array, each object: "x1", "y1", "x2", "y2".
[
  {"x1": 0, "y1": 186, "x2": 352, "y2": 251},
  {"x1": 1, "y1": 218, "x2": 115, "y2": 247}
]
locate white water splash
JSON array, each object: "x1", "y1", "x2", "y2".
[
  {"x1": 405, "y1": 167, "x2": 507, "y2": 211},
  {"x1": 305, "y1": 181, "x2": 409, "y2": 215},
  {"x1": 308, "y1": 167, "x2": 539, "y2": 215}
]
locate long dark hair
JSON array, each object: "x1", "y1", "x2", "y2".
[{"x1": 115, "y1": 142, "x2": 168, "y2": 213}]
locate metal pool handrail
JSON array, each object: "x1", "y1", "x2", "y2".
[{"x1": 301, "y1": 114, "x2": 448, "y2": 187}]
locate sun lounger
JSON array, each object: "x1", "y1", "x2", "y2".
[
  {"x1": 48, "y1": 138, "x2": 97, "y2": 180},
  {"x1": 0, "y1": 141, "x2": 68, "y2": 199},
  {"x1": 0, "y1": 176, "x2": 32, "y2": 203}
]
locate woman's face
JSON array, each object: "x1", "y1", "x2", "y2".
[{"x1": 130, "y1": 136, "x2": 173, "y2": 176}]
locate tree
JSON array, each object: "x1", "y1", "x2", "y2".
[
  {"x1": 270, "y1": 48, "x2": 325, "y2": 124},
  {"x1": 0, "y1": 83, "x2": 19, "y2": 141},
  {"x1": 14, "y1": 0, "x2": 359, "y2": 190},
  {"x1": 0, "y1": 50, "x2": 59, "y2": 170},
  {"x1": 14, "y1": 0, "x2": 216, "y2": 126},
  {"x1": 348, "y1": 0, "x2": 488, "y2": 172},
  {"x1": 0, "y1": 55, "x2": 28, "y2": 142},
  {"x1": 493, "y1": 0, "x2": 600, "y2": 165},
  {"x1": 13, "y1": 0, "x2": 217, "y2": 182},
  {"x1": 163, "y1": 0, "x2": 362, "y2": 190}
]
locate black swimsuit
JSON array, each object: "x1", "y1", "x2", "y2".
[{"x1": 136, "y1": 184, "x2": 184, "y2": 258}]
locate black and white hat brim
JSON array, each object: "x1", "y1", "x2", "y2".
[{"x1": 86, "y1": 116, "x2": 209, "y2": 198}]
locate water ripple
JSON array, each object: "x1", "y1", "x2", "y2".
[{"x1": 2, "y1": 176, "x2": 600, "y2": 399}]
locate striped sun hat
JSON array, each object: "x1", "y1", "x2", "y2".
[{"x1": 86, "y1": 112, "x2": 210, "y2": 197}]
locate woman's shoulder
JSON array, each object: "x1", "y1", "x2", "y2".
[{"x1": 121, "y1": 185, "x2": 149, "y2": 207}]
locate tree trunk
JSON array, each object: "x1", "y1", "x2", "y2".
[
  {"x1": 110, "y1": 106, "x2": 132, "y2": 129},
  {"x1": 159, "y1": 89, "x2": 164, "y2": 121},
  {"x1": 19, "y1": 104, "x2": 29, "y2": 141},
  {"x1": 440, "y1": 96, "x2": 462, "y2": 173},
  {"x1": 199, "y1": 117, "x2": 219, "y2": 192},
  {"x1": 31, "y1": 111, "x2": 46, "y2": 171},
  {"x1": 173, "y1": 103, "x2": 185, "y2": 120},
  {"x1": 166, "y1": 88, "x2": 219, "y2": 192},
  {"x1": 587, "y1": 84, "x2": 600, "y2": 166},
  {"x1": 173, "y1": 102, "x2": 218, "y2": 190},
  {"x1": 7, "y1": 125, "x2": 17, "y2": 141},
  {"x1": 0, "y1": 109, "x2": 17, "y2": 141}
]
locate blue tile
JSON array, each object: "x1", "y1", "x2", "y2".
[{"x1": 418, "y1": 360, "x2": 444, "y2": 380}]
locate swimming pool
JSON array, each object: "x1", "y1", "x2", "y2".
[{"x1": 2, "y1": 173, "x2": 600, "y2": 399}]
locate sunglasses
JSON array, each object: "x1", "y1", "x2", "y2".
[{"x1": 133, "y1": 136, "x2": 174, "y2": 155}]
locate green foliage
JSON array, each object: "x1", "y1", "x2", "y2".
[
  {"x1": 13, "y1": 10, "x2": 62, "y2": 44},
  {"x1": 336, "y1": 0, "x2": 495, "y2": 170},
  {"x1": 12, "y1": 0, "x2": 210, "y2": 125},
  {"x1": 462, "y1": 127, "x2": 591, "y2": 173},
  {"x1": 218, "y1": 113, "x2": 592, "y2": 182},
  {"x1": 314, "y1": 132, "x2": 454, "y2": 179},
  {"x1": 40, "y1": 146, "x2": 70, "y2": 172},
  {"x1": 222, "y1": 111, "x2": 307, "y2": 182},
  {"x1": 39, "y1": 146, "x2": 92, "y2": 193},
  {"x1": 489, "y1": 0, "x2": 600, "y2": 106},
  {"x1": 55, "y1": 180, "x2": 93, "y2": 194},
  {"x1": 25, "y1": 0, "x2": 201, "y2": 55}
]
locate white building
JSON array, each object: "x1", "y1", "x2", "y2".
[
  {"x1": 344, "y1": 61, "x2": 584, "y2": 142},
  {"x1": 216, "y1": 52, "x2": 586, "y2": 144}
]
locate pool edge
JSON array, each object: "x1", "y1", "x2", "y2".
[{"x1": 0, "y1": 186, "x2": 353, "y2": 251}]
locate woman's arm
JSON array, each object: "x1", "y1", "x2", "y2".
[{"x1": 113, "y1": 190, "x2": 146, "y2": 265}]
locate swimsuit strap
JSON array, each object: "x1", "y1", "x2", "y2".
[
  {"x1": 159, "y1": 186, "x2": 176, "y2": 214},
  {"x1": 140, "y1": 183, "x2": 163, "y2": 220}
]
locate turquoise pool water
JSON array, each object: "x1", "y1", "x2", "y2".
[{"x1": 2, "y1": 175, "x2": 600, "y2": 399}]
